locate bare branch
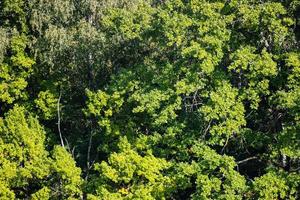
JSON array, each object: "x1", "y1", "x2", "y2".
[
  {"x1": 221, "y1": 136, "x2": 230, "y2": 154},
  {"x1": 202, "y1": 120, "x2": 212, "y2": 139},
  {"x1": 57, "y1": 88, "x2": 64, "y2": 148},
  {"x1": 237, "y1": 156, "x2": 258, "y2": 165}
]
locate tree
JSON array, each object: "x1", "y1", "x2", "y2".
[{"x1": 0, "y1": 106, "x2": 82, "y2": 199}]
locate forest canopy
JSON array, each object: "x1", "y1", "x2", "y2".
[{"x1": 0, "y1": 0, "x2": 299, "y2": 199}]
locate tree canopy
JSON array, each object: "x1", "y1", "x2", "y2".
[{"x1": 0, "y1": 0, "x2": 299, "y2": 199}]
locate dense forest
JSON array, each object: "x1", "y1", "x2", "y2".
[{"x1": 0, "y1": 0, "x2": 299, "y2": 199}]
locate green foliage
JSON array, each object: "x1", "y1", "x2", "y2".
[
  {"x1": 0, "y1": 0, "x2": 300, "y2": 199},
  {"x1": 200, "y1": 82, "x2": 246, "y2": 144},
  {"x1": 173, "y1": 143, "x2": 247, "y2": 199},
  {"x1": 0, "y1": 28, "x2": 10, "y2": 63},
  {"x1": 0, "y1": 106, "x2": 82, "y2": 199},
  {"x1": 237, "y1": 1, "x2": 294, "y2": 51},
  {"x1": 252, "y1": 170, "x2": 300, "y2": 199},
  {"x1": 101, "y1": 2, "x2": 154, "y2": 40},
  {"x1": 82, "y1": 0, "x2": 299, "y2": 198},
  {"x1": 87, "y1": 137, "x2": 172, "y2": 199},
  {"x1": 0, "y1": 107, "x2": 50, "y2": 191},
  {"x1": 229, "y1": 47, "x2": 277, "y2": 109},
  {"x1": 0, "y1": 34, "x2": 34, "y2": 104},
  {"x1": 252, "y1": 171, "x2": 288, "y2": 199},
  {"x1": 50, "y1": 146, "x2": 83, "y2": 199},
  {"x1": 31, "y1": 187, "x2": 51, "y2": 200},
  {"x1": 35, "y1": 90, "x2": 58, "y2": 120},
  {"x1": 2, "y1": 0, "x2": 28, "y2": 32},
  {"x1": 276, "y1": 52, "x2": 300, "y2": 119}
]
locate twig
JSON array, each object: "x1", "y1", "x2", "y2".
[
  {"x1": 221, "y1": 137, "x2": 230, "y2": 154},
  {"x1": 57, "y1": 88, "x2": 64, "y2": 148},
  {"x1": 237, "y1": 156, "x2": 258, "y2": 165},
  {"x1": 290, "y1": 167, "x2": 300, "y2": 172},
  {"x1": 202, "y1": 120, "x2": 212, "y2": 139},
  {"x1": 87, "y1": 132, "x2": 93, "y2": 169},
  {"x1": 65, "y1": 137, "x2": 76, "y2": 159},
  {"x1": 245, "y1": 110, "x2": 254, "y2": 119},
  {"x1": 85, "y1": 126, "x2": 95, "y2": 181}
]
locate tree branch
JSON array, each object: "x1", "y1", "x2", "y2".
[
  {"x1": 57, "y1": 88, "x2": 64, "y2": 148},
  {"x1": 236, "y1": 156, "x2": 258, "y2": 165}
]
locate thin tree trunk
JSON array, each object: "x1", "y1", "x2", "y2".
[{"x1": 57, "y1": 88, "x2": 64, "y2": 148}]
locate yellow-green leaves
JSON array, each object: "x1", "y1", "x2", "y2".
[
  {"x1": 1, "y1": 0, "x2": 300, "y2": 199},
  {"x1": 0, "y1": 106, "x2": 49, "y2": 178},
  {"x1": 92, "y1": 137, "x2": 172, "y2": 199},
  {"x1": 175, "y1": 144, "x2": 246, "y2": 200},
  {"x1": 237, "y1": 2, "x2": 293, "y2": 50},
  {"x1": 285, "y1": 52, "x2": 300, "y2": 88},
  {"x1": 0, "y1": 106, "x2": 49, "y2": 198},
  {"x1": 201, "y1": 82, "x2": 246, "y2": 145},
  {"x1": 31, "y1": 187, "x2": 51, "y2": 200},
  {"x1": 0, "y1": 182, "x2": 15, "y2": 200},
  {"x1": 229, "y1": 47, "x2": 277, "y2": 109},
  {"x1": 85, "y1": 89, "x2": 124, "y2": 134},
  {"x1": 81, "y1": 1, "x2": 300, "y2": 199},
  {"x1": 131, "y1": 88, "x2": 181, "y2": 125},
  {"x1": 158, "y1": 10, "x2": 193, "y2": 47},
  {"x1": 272, "y1": 53, "x2": 300, "y2": 159},
  {"x1": 35, "y1": 90, "x2": 58, "y2": 120},
  {"x1": 275, "y1": 53, "x2": 300, "y2": 120},
  {"x1": 51, "y1": 146, "x2": 83, "y2": 198},
  {"x1": 132, "y1": 89, "x2": 170, "y2": 114},
  {"x1": 0, "y1": 34, "x2": 34, "y2": 104},
  {"x1": 0, "y1": 106, "x2": 83, "y2": 199},
  {"x1": 252, "y1": 172, "x2": 288, "y2": 199},
  {"x1": 160, "y1": 0, "x2": 232, "y2": 75},
  {"x1": 101, "y1": 2, "x2": 154, "y2": 40}
]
